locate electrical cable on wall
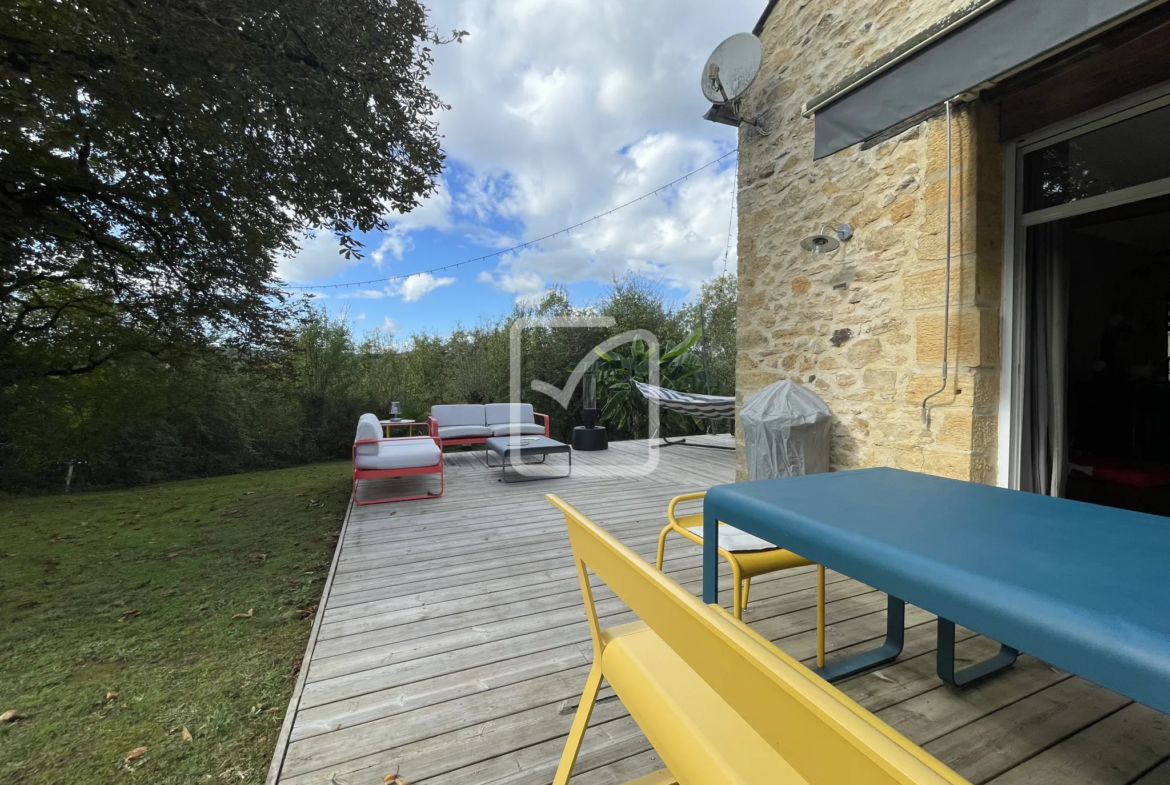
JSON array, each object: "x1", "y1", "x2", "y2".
[{"x1": 921, "y1": 99, "x2": 956, "y2": 425}]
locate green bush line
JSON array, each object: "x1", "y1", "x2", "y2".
[{"x1": 1, "y1": 275, "x2": 736, "y2": 495}]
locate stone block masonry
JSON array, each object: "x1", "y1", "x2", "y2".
[{"x1": 734, "y1": 0, "x2": 1004, "y2": 485}]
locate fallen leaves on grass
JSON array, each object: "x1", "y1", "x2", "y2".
[
  {"x1": 181, "y1": 727, "x2": 193, "y2": 742},
  {"x1": 290, "y1": 653, "x2": 304, "y2": 679},
  {"x1": 306, "y1": 499, "x2": 325, "y2": 508},
  {"x1": 105, "y1": 692, "x2": 118, "y2": 702},
  {"x1": 295, "y1": 605, "x2": 318, "y2": 620},
  {"x1": 125, "y1": 746, "x2": 148, "y2": 762},
  {"x1": 231, "y1": 608, "x2": 254, "y2": 620},
  {"x1": 1, "y1": 710, "x2": 28, "y2": 723}
]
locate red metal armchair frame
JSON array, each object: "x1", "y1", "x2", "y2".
[
  {"x1": 429, "y1": 411, "x2": 551, "y2": 449},
  {"x1": 352, "y1": 417, "x2": 444, "y2": 505}
]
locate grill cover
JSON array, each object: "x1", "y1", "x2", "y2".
[{"x1": 741, "y1": 381, "x2": 833, "y2": 480}]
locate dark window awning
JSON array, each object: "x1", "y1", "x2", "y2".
[{"x1": 808, "y1": 0, "x2": 1163, "y2": 159}]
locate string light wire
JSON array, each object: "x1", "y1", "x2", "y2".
[{"x1": 283, "y1": 149, "x2": 739, "y2": 291}]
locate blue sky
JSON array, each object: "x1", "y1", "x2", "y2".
[{"x1": 276, "y1": 0, "x2": 761, "y2": 339}]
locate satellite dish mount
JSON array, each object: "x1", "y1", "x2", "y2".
[{"x1": 701, "y1": 33, "x2": 767, "y2": 135}]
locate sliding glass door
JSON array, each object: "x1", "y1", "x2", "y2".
[{"x1": 1002, "y1": 85, "x2": 1170, "y2": 491}]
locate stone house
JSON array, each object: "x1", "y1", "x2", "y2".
[{"x1": 723, "y1": 0, "x2": 1170, "y2": 508}]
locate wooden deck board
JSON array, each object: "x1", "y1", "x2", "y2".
[{"x1": 269, "y1": 435, "x2": 1170, "y2": 785}]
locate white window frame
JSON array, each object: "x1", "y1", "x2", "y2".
[{"x1": 997, "y1": 81, "x2": 1170, "y2": 488}]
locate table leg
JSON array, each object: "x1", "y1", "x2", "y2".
[
  {"x1": 937, "y1": 617, "x2": 1018, "y2": 687},
  {"x1": 497, "y1": 451, "x2": 571, "y2": 483},
  {"x1": 702, "y1": 508, "x2": 718, "y2": 604},
  {"x1": 812, "y1": 595, "x2": 905, "y2": 682}
]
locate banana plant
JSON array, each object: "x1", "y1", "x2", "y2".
[{"x1": 592, "y1": 331, "x2": 708, "y2": 438}]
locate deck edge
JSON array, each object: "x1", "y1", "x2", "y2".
[{"x1": 265, "y1": 491, "x2": 356, "y2": 785}]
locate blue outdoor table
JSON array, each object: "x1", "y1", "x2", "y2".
[{"x1": 702, "y1": 467, "x2": 1170, "y2": 713}]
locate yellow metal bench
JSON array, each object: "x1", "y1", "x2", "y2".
[
  {"x1": 547, "y1": 493, "x2": 971, "y2": 785},
  {"x1": 655, "y1": 491, "x2": 826, "y2": 667}
]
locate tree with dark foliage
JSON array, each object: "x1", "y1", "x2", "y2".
[{"x1": 0, "y1": 0, "x2": 461, "y2": 387}]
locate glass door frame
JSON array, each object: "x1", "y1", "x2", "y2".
[{"x1": 999, "y1": 81, "x2": 1170, "y2": 488}]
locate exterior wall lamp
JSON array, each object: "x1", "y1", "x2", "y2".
[{"x1": 799, "y1": 223, "x2": 854, "y2": 254}]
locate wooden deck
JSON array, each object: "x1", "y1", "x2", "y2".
[{"x1": 268, "y1": 436, "x2": 1170, "y2": 785}]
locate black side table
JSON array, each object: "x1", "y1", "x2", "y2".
[{"x1": 572, "y1": 425, "x2": 608, "y2": 451}]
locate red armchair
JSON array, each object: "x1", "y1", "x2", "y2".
[{"x1": 352, "y1": 415, "x2": 443, "y2": 504}]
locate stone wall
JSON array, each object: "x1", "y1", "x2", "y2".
[{"x1": 734, "y1": 1, "x2": 1004, "y2": 483}]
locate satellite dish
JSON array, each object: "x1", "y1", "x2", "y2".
[{"x1": 701, "y1": 33, "x2": 762, "y2": 105}]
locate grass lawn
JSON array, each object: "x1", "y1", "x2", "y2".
[{"x1": 0, "y1": 461, "x2": 352, "y2": 784}]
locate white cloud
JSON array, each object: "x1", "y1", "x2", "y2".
[
  {"x1": 286, "y1": 1, "x2": 753, "y2": 298},
  {"x1": 371, "y1": 180, "x2": 456, "y2": 267},
  {"x1": 513, "y1": 289, "x2": 551, "y2": 309},
  {"x1": 478, "y1": 269, "x2": 544, "y2": 294},
  {"x1": 278, "y1": 231, "x2": 362, "y2": 283},
  {"x1": 394, "y1": 272, "x2": 456, "y2": 302},
  {"x1": 370, "y1": 229, "x2": 409, "y2": 267},
  {"x1": 354, "y1": 313, "x2": 367, "y2": 322},
  {"x1": 377, "y1": 316, "x2": 397, "y2": 333},
  {"x1": 412, "y1": 0, "x2": 749, "y2": 295},
  {"x1": 332, "y1": 275, "x2": 456, "y2": 302},
  {"x1": 479, "y1": 133, "x2": 739, "y2": 295}
]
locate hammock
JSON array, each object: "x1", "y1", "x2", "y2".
[
  {"x1": 634, "y1": 381, "x2": 736, "y2": 419},
  {"x1": 634, "y1": 381, "x2": 736, "y2": 450}
]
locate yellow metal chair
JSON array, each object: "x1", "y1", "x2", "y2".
[
  {"x1": 656, "y1": 491, "x2": 826, "y2": 667},
  {"x1": 547, "y1": 493, "x2": 970, "y2": 785}
]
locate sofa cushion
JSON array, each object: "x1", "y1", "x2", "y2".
[
  {"x1": 437, "y1": 424, "x2": 493, "y2": 440},
  {"x1": 354, "y1": 438, "x2": 441, "y2": 471},
  {"x1": 490, "y1": 422, "x2": 546, "y2": 437},
  {"x1": 484, "y1": 402, "x2": 536, "y2": 426},
  {"x1": 431, "y1": 404, "x2": 486, "y2": 428},
  {"x1": 355, "y1": 413, "x2": 383, "y2": 455}
]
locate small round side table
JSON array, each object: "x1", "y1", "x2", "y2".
[{"x1": 572, "y1": 425, "x2": 608, "y2": 451}]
